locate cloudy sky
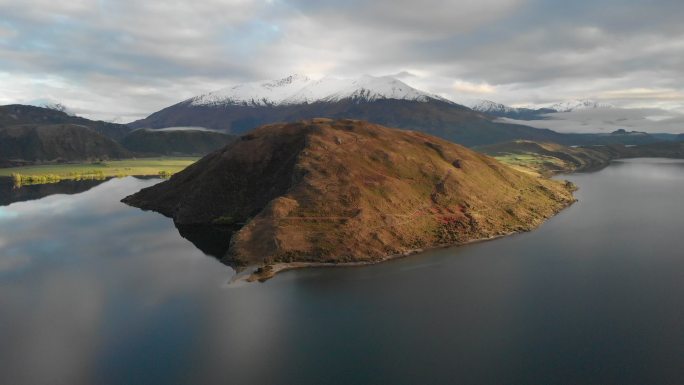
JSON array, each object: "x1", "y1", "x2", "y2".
[{"x1": 1, "y1": 0, "x2": 684, "y2": 122}]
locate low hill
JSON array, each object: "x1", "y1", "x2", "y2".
[
  {"x1": 477, "y1": 140, "x2": 684, "y2": 176},
  {"x1": 618, "y1": 141, "x2": 684, "y2": 158},
  {"x1": 0, "y1": 104, "x2": 131, "y2": 141},
  {"x1": 476, "y1": 141, "x2": 614, "y2": 176},
  {"x1": 123, "y1": 119, "x2": 575, "y2": 276},
  {"x1": 0, "y1": 124, "x2": 130, "y2": 166},
  {"x1": 121, "y1": 128, "x2": 235, "y2": 156}
]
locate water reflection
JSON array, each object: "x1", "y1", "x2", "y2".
[
  {"x1": 1, "y1": 160, "x2": 684, "y2": 385},
  {"x1": 0, "y1": 177, "x2": 235, "y2": 385},
  {"x1": 0, "y1": 177, "x2": 109, "y2": 206},
  {"x1": 174, "y1": 224, "x2": 237, "y2": 260}
]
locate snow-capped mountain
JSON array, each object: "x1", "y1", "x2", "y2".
[
  {"x1": 547, "y1": 99, "x2": 614, "y2": 112},
  {"x1": 467, "y1": 99, "x2": 557, "y2": 120},
  {"x1": 469, "y1": 99, "x2": 519, "y2": 114},
  {"x1": 130, "y1": 75, "x2": 581, "y2": 146},
  {"x1": 319, "y1": 75, "x2": 452, "y2": 103},
  {"x1": 188, "y1": 74, "x2": 451, "y2": 107}
]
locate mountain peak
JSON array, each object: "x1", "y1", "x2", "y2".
[
  {"x1": 188, "y1": 74, "x2": 452, "y2": 107},
  {"x1": 322, "y1": 75, "x2": 450, "y2": 103}
]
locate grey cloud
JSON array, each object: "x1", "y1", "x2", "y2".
[
  {"x1": 1, "y1": 0, "x2": 684, "y2": 122},
  {"x1": 500, "y1": 108, "x2": 684, "y2": 134}
]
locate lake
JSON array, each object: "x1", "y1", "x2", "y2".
[{"x1": 1, "y1": 158, "x2": 684, "y2": 385}]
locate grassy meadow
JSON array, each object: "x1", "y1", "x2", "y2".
[{"x1": 0, "y1": 157, "x2": 199, "y2": 186}]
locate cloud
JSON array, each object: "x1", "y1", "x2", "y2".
[
  {"x1": 452, "y1": 80, "x2": 497, "y2": 95},
  {"x1": 1, "y1": 0, "x2": 684, "y2": 123},
  {"x1": 500, "y1": 108, "x2": 684, "y2": 134}
]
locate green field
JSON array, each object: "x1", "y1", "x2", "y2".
[{"x1": 0, "y1": 157, "x2": 199, "y2": 186}]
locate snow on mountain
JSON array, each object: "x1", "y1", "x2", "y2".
[
  {"x1": 189, "y1": 74, "x2": 312, "y2": 107},
  {"x1": 547, "y1": 99, "x2": 614, "y2": 112},
  {"x1": 189, "y1": 74, "x2": 452, "y2": 107},
  {"x1": 320, "y1": 75, "x2": 451, "y2": 103},
  {"x1": 281, "y1": 76, "x2": 355, "y2": 104},
  {"x1": 468, "y1": 99, "x2": 519, "y2": 114}
]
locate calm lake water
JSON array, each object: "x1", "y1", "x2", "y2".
[{"x1": 1, "y1": 158, "x2": 684, "y2": 385}]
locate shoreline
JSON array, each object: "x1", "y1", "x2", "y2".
[{"x1": 235, "y1": 198, "x2": 577, "y2": 283}]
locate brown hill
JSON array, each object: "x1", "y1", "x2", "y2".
[{"x1": 123, "y1": 119, "x2": 575, "y2": 275}]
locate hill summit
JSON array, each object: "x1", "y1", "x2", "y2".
[{"x1": 123, "y1": 119, "x2": 575, "y2": 274}]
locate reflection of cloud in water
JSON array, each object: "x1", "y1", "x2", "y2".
[
  {"x1": 0, "y1": 254, "x2": 32, "y2": 273},
  {"x1": 0, "y1": 208, "x2": 19, "y2": 219},
  {"x1": 0, "y1": 177, "x2": 238, "y2": 383},
  {"x1": 0, "y1": 270, "x2": 106, "y2": 384},
  {"x1": 0, "y1": 177, "x2": 109, "y2": 207}
]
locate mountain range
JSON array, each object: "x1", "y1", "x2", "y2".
[
  {"x1": 131, "y1": 75, "x2": 677, "y2": 146},
  {"x1": 0, "y1": 104, "x2": 132, "y2": 141},
  {"x1": 468, "y1": 98, "x2": 614, "y2": 119},
  {"x1": 0, "y1": 105, "x2": 234, "y2": 165},
  {"x1": 129, "y1": 74, "x2": 574, "y2": 146}
]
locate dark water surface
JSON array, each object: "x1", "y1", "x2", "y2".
[{"x1": 1, "y1": 159, "x2": 684, "y2": 385}]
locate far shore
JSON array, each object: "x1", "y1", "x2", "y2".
[{"x1": 0, "y1": 157, "x2": 199, "y2": 186}]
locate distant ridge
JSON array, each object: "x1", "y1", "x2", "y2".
[
  {"x1": 468, "y1": 98, "x2": 612, "y2": 118},
  {"x1": 0, "y1": 104, "x2": 131, "y2": 141}
]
